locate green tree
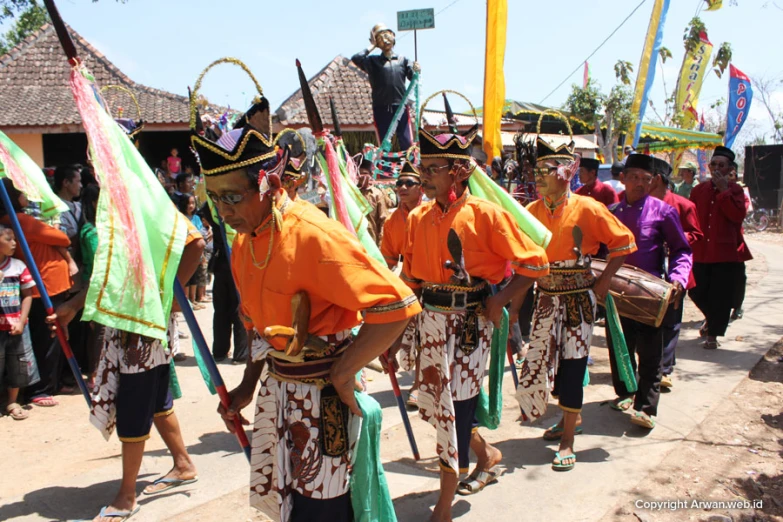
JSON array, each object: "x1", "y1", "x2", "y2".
[
  {"x1": 0, "y1": 0, "x2": 48, "y2": 55},
  {"x1": 564, "y1": 61, "x2": 633, "y2": 163}
]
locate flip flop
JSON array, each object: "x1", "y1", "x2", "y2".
[
  {"x1": 703, "y1": 340, "x2": 719, "y2": 350},
  {"x1": 31, "y1": 396, "x2": 59, "y2": 407},
  {"x1": 6, "y1": 402, "x2": 29, "y2": 420},
  {"x1": 610, "y1": 397, "x2": 633, "y2": 411},
  {"x1": 142, "y1": 476, "x2": 199, "y2": 495},
  {"x1": 96, "y1": 505, "x2": 140, "y2": 521},
  {"x1": 405, "y1": 392, "x2": 418, "y2": 409},
  {"x1": 630, "y1": 411, "x2": 655, "y2": 429},
  {"x1": 456, "y1": 465, "x2": 506, "y2": 496},
  {"x1": 552, "y1": 451, "x2": 576, "y2": 471},
  {"x1": 542, "y1": 424, "x2": 584, "y2": 441}
]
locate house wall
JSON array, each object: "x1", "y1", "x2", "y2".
[{"x1": 7, "y1": 133, "x2": 44, "y2": 166}]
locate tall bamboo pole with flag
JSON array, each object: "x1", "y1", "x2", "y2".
[
  {"x1": 42, "y1": 0, "x2": 251, "y2": 459},
  {"x1": 482, "y1": 0, "x2": 507, "y2": 162},
  {"x1": 630, "y1": 0, "x2": 671, "y2": 148}
]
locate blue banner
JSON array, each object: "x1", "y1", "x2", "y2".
[{"x1": 724, "y1": 65, "x2": 753, "y2": 149}]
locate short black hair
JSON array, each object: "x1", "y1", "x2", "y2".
[
  {"x1": 0, "y1": 178, "x2": 24, "y2": 217},
  {"x1": 54, "y1": 164, "x2": 82, "y2": 191},
  {"x1": 81, "y1": 184, "x2": 100, "y2": 225},
  {"x1": 176, "y1": 172, "x2": 193, "y2": 187},
  {"x1": 176, "y1": 192, "x2": 196, "y2": 215}
]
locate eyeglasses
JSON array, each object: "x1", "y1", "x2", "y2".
[
  {"x1": 396, "y1": 179, "x2": 421, "y2": 188},
  {"x1": 421, "y1": 164, "x2": 451, "y2": 176},
  {"x1": 205, "y1": 188, "x2": 257, "y2": 206},
  {"x1": 533, "y1": 167, "x2": 557, "y2": 178}
]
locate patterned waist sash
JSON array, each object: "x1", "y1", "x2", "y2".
[
  {"x1": 266, "y1": 335, "x2": 351, "y2": 387},
  {"x1": 421, "y1": 281, "x2": 490, "y2": 312},
  {"x1": 538, "y1": 265, "x2": 595, "y2": 295}
]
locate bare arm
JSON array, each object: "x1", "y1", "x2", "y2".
[
  {"x1": 11, "y1": 287, "x2": 33, "y2": 336},
  {"x1": 593, "y1": 255, "x2": 627, "y2": 301},
  {"x1": 331, "y1": 318, "x2": 412, "y2": 416}
]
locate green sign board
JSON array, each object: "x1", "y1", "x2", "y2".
[{"x1": 397, "y1": 8, "x2": 435, "y2": 31}]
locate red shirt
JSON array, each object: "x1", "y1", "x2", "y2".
[
  {"x1": 575, "y1": 178, "x2": 619, "y2": 207},
  {"x1": 662, "y1": 191, "x2": 703, "y2": 289},
  {"x1": 689, "y1": 181, "x2": 748, "y2": 263}
]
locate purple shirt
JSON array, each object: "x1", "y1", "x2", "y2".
[{"x1": 610, "y1": 195, "x2": 692, "y2": 288}]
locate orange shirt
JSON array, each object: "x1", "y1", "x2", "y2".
[
  {"x1": 231, "y1": 196, "x2": 421, "y2": 351},
  {"x1": 3, "y1": 213, "x2": 72, "y2": 298},
  {"x1": 380, "y1": 206, "x2": 409, "y2": 267},
  {"x1": 402, "y1": 193, "x2": 550, "y2": 288},
  {"x1": 527, "y1": 194, "x2": 637, "y2": 262}
]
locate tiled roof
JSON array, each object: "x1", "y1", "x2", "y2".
[
  {"x1": 275, "y1": 55, "x2": 374, "y2": 127},
  {"x1": 0, "y1": 23, "x2": 189, "y2": 127}
]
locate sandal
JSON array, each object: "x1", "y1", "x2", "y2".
[
  {"x1": 704, "y1": 340, "x2": 719, "y2": 350},
  {"x1": 143, "y1": 476, "x2": 199, "y2": 495},
  {"x1": 630, "y1": 411, "x2": 655, "y2": 429},
  {"x1": 610, "y1": 397, "x2": 633, "y2": 411},
  {"x1": 552, "y1": 451, "x2": 576, "y2": 471},
  {"x1": 96, "y1": 505, "x2": 140, "y2": 521},
  {"x1": 6, "y1": 402, "x2": 29, "y2": 420},
  {"x1": 406, "y1": 391, "x2": 418, "y2": 409},
  {"x1": 31, "y1": 395, "x2": 59, "y2": 407},
  {"x1": 456, "y1": 465, "x2": 506, "y2": 496},
  {"x1": 543, "y1": 424, "x2": 583, "y2": 441}
]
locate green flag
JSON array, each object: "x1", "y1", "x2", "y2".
[
  {"x1": 0, "y1": 130, "x2": 68, "y2": 219},
  {"x1": 70, "y1": 66, "x2": 188, "y2": 342},
  {"x1": 468, "y1": 164, "x2": 552, "y2": 248}
]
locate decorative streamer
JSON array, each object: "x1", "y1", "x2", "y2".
[
  {"x1": 0, "y1": 131, "x2": 68, "y2": 219},
  {"x1": 482, "y1": 0, "x2": 507, "y2": 161},
  {"x1": 674, "y1": 31, "x2": 713, "y2": 129},
  {"x1": 724, "y1": 64, "x2": 753, "y2": 149},
  {"x1": 630, "y1": 0, "x2": 671, "y2": 147}
]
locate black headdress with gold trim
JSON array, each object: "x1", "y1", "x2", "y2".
[
  {"x1": 534, "y1": 110, "x2": 576, "y2": 163},
  {"x1": 100, "y1": 85, "x2": 144, "y2": 140},
  {"x1": 418, "y1": 91, "x2": 478, "y2": 160},
  {"x1": 189, "y1": 58, "x2": 277, "y2": 177},
  {"x1": 274, "y1": 128, "x2": 308, "y2": 190},
  {"x1": 399, "y1": 145, "x2": 421, "y2": 178}
]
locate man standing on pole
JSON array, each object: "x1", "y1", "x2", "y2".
[{"x1": 352, "y1": 24, "x2": 420, "y2": 151}]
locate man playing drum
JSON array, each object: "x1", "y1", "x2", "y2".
[
  {"x1": 607, "y1": 154, "x2": 693, "y2": 429},
  {"x1": 648, "y1": 157, "x2": 703, "y2": 389},
  {"x1": 516, "y1": 138, "x2": 636, "y2": 471}
]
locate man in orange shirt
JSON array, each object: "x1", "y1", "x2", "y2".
[
  {"x1": 196, "y1": 90, "x2": 420, "y2": 521},
  {"x1": 517, "y1": 138, "x2": 635, "y2": 472},
  {"x1": 381, "y1": 151, "x2": 424, "y2": 407},
  {"x1": 402, "y1": 96, "x2": 549, "y2": 522}
]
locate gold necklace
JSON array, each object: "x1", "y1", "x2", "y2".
[{"x1": 251, "y1": 197, "x2": 289, "y2": 270}]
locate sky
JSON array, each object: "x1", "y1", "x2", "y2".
[{"x1": 11, "y1": 0, "x2": 783, "y2": 145}]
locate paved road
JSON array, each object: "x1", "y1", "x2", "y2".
[{"x1": 1, "y1": 238, "x2": 780, "y2": 522}]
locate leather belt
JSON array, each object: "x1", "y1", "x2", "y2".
[{"x1": 421, "y1": 282, "x2": 489, "y2": 311}]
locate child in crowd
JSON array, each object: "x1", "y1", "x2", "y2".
[
  {"x1": 177, "y1": 194, "x2": 206, "y2": 310},
  {"x1": 0, "y1": 225, "x2": 38, "y2": 420},
  {"x1": 167, "y1": 148, "x2": 182, "y2": 180}
]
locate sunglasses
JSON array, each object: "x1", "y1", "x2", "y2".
[
  {"x1": 396, "y1": 179, "x2": 421, "y2": 188},
  {"x1": 205, "y1": 188, "x2": 257, "y2": 206}
]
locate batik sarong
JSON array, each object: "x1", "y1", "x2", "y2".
[{"x1": 515, "y1": 261, "x2": 595, "y2": 421}]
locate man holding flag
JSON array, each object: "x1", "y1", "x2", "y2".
[{"x1": 197, "y1": 64, "x2": 420, "y2": 521}]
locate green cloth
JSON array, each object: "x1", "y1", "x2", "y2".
[
  {"x1": 80, "y1": 75, "x2": 188, "y2": 342},
  {"x1": 475, "y1": 309, "x2": 508, "y2": 430},
  {"x1": 350, "y1": 392, "x2": 397, "y2": 522},
  {"x1": 192, "y1": 338, "x2": 216, "y2": 395},
  {"x1": 468, "y1": 165, "x2": 552, "y2": 249},
  {"x1": 605, "y1": 294, "x2": 638, "y2": 393},
  {"x1": 168, "y1": 359, "x2": 182, "y2": 400},
  {"x1": 335, "y1": 139, "x2": 373, "y2": 217},
  {"x1": 79, "y1": 222, "x2": 98, "y2": 283},
  {"x1": 0, "y1": 130, "x2": 68, "y2": 219},
  {"x1": 673, "y1": 180, "x2": 698, "y2": 199}
]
